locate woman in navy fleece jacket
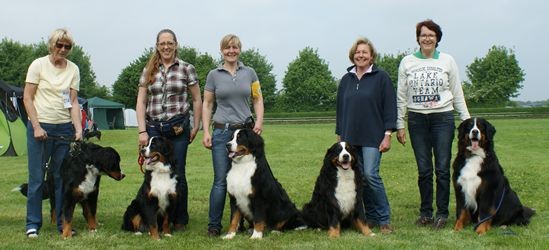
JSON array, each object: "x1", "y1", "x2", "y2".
[{"x1": 335, "y1": 37, "x2": 397, "y2": 234}]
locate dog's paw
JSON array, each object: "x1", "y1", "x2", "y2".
[
  {"x1": 250, "y1": 230, "x2": 263, "y2": 239},
  {"x1": 164, "y1": 233, "x2": 172, "y2": 237},
  {"x1": 294, "y1": 226, "x2": 308, "y2": 231},
  {"x1": 222, "y1": 232, "x2": 236, "y2": 240},
  {"x1": 89, "y1": 229, "x2": 97, "y2": 233},
  {"x1": 134, "y1": 232, "x2": 143, "y2": 235},
  {"x1": 271, "y1": 230, "x2": 282, "y2": 234}
]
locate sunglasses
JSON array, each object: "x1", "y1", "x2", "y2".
[{"x1": 55, "y1": 43, "x2": 72, "y2": 50}]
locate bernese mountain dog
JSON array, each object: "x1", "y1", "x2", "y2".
[
  {"x1": 60, "y1": 142, "x2": 125, "y2": 239},
  {"x1": 223, "y1": 128, "x2": 306, "y2": 239},
  {"x1": 302, "y1": 141, "x2": 375, "y2": 238},
  {"x1": 453, "y1": 117, "x2": 535, "y2": 235},
  {"x1": 14, "y1": 142, "x2": 124, "y2": 239},
  {"x1": 121, "y1": 136, "x2": 181, "y2": 240}
]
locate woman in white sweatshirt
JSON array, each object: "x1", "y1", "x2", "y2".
[{"x1": 396, "y1": 19, "x2": 470, "y2": 230}]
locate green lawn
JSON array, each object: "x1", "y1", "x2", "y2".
[{"x1": 1, "y1": 119, "x2": 548, "y2": 249}]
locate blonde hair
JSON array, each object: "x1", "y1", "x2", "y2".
[
  {"x1": 220, "y1": 34, "x2": 242, "y2": 51},
  {"x1": 348, "y1": 37, "x2": 377, "y2": 64},
  {"x1": 47, "y1": 28, "x2": 74, "y2": 54},
  {"x1": 144, "y1": 29, "x2": 178, "y2": 84}
]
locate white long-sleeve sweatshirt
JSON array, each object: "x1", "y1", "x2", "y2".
[{"x1": 396, "y1": 50, "x2": 470, "y2": 129}]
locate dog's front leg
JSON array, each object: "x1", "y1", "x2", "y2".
[
  {"x1": 327, "y1": 214, "x2": 341, "y2": 238},
  {"x1": 223, "y1": 209, "x2": 242, "y2": 240},
  {"x1": 161, "y1": 214, "x2": 171, "y2": 237},
  {"x1": 82, "y1": 189, "x2": 99, "y2": 232},
  {"x1": 353, "y1": 218, "x2": 375, "y2": 236},
  {"x1": 143, "y1": 205, "x2": 160, "y2": 240},
  {"x1": 250, "y1": 220, "x2": 265, "y2": 239},
  {"x1": 454, "y1": 209, "x2": 471, "y2": 231},
  {"x1": 61, "y1": 203, "x2": 77, "y2": 239}
]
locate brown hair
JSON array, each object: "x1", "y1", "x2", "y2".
[
  {"x1": 416, "y1": 19, "x2": 443, "y2": 48},
  {"x1": 144, "y1": 29, "x2": 178, "y2": 84},
  {"x1": 348, "y1": 37, "x2": 377, "y2": 64}
]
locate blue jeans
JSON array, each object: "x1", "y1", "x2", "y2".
[
  {"x1": 359, "y1": 147, "x2": 391, "y2": 225},
  {"x1": 146, "y1": 119, "x2": 190, "y2": 225},
  {"x1": 207, "y1": 128, "x2": 235, "y2": 230},
  {"x1": 407, "y1": 111, "x2": 455, "y2": 219},
  {"x1": 26, "y1": 122, "x2": 73, "y2": 232}
]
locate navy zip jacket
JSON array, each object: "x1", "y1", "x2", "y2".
[{"x1": 336, "y1": 64, "x2": 397, "y2": 147}]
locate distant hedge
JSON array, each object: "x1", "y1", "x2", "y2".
[{"x1": 263, "y1": 107, "x2": 549, "y2": 122}]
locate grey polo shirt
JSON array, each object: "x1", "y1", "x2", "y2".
[{"x1": 205, "y1": 61, "x2": 260, "y2": 124}]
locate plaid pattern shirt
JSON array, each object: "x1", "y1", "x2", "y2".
[{"x1": 139, "y1": 58, "x2": 198, "y2": 121}]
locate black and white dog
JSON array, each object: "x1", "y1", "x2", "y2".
[
  {"x1": 59, "y1": 142, "x2": 125, "y2": 239},
  {"x1": 223, "y1": 128, "x2": 306, "y2": 239},
  {"x1": 302, "y1": 142, "x2": 374, "y2": 238},
  {"x1": 453, "y1": 117, "x2": 535, "y2": 235},
  {"x1": 122, "y1": 136, "x2": 181, "y2": 240}
]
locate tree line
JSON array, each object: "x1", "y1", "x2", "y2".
[{"x1": 0, "y1": 38, "x2": 525, "y2": 111}]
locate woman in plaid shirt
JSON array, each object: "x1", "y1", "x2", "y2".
[{"x1": 136, "y1": 29, "x2": 202, "y2": 231}]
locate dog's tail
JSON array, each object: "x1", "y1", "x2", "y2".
[
  {"x1": 11, "y1": 184, "x2": 27, "y2": 196},
  {"x1": 521, "y1": 206, "x2": 536, "y2": 224},
  {"x1": 282, "y1": 211, "x2": 308, "y2": 231},
  {"x1": 11, "y1": 183, "x2": 50, "y2": 200}
]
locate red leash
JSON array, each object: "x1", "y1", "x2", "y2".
[{"x1": 137, "y1": 148, "x2": 145, "y2": 174}]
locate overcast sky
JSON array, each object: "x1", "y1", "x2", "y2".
[{"x1": 2, "y1": 0, "x2": 548, "y2": 101}]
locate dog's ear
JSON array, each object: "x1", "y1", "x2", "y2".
[
  {"x1": 484, "y1": 119, "x2": 496, "y2": 141},
  {"x1": 457, "y1": 118, "x2": 470, "y2": 141},
  {"x1": 247, "y1": 128, "x2": 264, "y2": 152}
]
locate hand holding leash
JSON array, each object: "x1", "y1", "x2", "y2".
[{"x1": 33, "y1": 126, "x2": 48, "y2": 141}]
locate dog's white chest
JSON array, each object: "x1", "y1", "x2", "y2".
[
  {"x1": 78, "y1": 165, "x2": 99, "y2": 198},
  {"x1": 227, "y1": 155, "x2": 257, "y2": 219},
  {"x1": 150, "y1": 169, "x2": 177, "y2": 213},
  {"x1": 457, "y1": 154, "x2": 485, "y2": 211},
  {"x1": 334, "y1": 168, "x2": 356, "y2": 217}
]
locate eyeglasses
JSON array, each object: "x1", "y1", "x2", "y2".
[
  {"x1": 55, "y1": 43, "x2": 72, "y2": 50},
  {"x1": 157, "y1": 41, "x2": 176, "y2": 47},
  {"x1": 419, "y1": 34, "x2": 437, "y2": 39}
]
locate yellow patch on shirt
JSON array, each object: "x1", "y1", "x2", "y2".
[{"x1": 251, "y1": 81, "x2": 262, "y2": 99}]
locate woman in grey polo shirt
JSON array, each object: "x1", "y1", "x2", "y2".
[{"x1": 202, "y1": 34, "x2": 264, "y2": 237}]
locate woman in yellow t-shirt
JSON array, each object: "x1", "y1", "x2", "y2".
[{"x1": 23, "y1": 28, "x2": 82, "y2": 238}]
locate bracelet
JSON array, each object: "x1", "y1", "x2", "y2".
[
  {"x1": 138, "y1": 130, "x2": 147, "y2": 134},
  {"x1": 384, "y1": 131, "x2": 392, "y2": 137}
]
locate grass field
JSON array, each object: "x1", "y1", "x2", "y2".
[{"x1": 1, "y1": 119, "x2": 548, "y2": 249}]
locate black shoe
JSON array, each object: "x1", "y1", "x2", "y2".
[
  {"x1": 207, "y1": 228, "x2": 220, "y2": 237},
  {"x1": 415, "y1": 216, "x2": 433, "y2": 226},
  {"x1": 432, "y1": 217, "x2": 447, "y2": 230},
  {"x1": 174, "y1": 224, "x2": 186, "y2": 232}
]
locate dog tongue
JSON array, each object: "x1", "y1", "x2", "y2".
[
  {"x1": 341, "y1": 162, "x2": 351, "y2": 170},
  {"x1": 471, "y1": 141, "x2": 479, "y2": 150},
  {"x1": 228, "y1": 151, "x2": 236, "y2": 158}
]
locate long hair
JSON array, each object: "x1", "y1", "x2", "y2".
[{"x1": 143, "y1": 29, "x2": 178, "y2": 85}]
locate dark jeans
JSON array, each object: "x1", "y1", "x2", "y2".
[
  {"x1": 407, "y1": 111, "x2": 455, "y2": 219},
  {"x1": 146, "y1": 117, "x2": 190, "y2": 225},
  {"x1": 26, "y1": 122, "x2": 73, "y2": 232}
]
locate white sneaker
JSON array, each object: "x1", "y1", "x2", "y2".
[{"x1": 26, "y1": 229, "x2": 38, "y2": 238}]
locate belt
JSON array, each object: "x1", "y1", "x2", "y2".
[
  {"x1": 213, "y1": 122, "x2": 246, "y2": 130},
  {"x1": 147, "y1": 114, "x2": 186, "y2": 126}
]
